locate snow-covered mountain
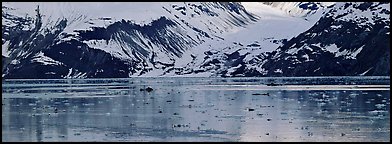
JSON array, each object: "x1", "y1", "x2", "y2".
[
  {"x1": 2, "y1": 2, "x2": 258, "y2": 78},
  {"x1": 2, "y1": 2, "x2": 390, "y2": 78},
  {"x1": 260, "y1": 2, "x2": 334, "y2": 17},
  {"x1": 261, "y1": 2, "x2": 390, "y2": 76}
]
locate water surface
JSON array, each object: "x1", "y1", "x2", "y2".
[{"x1": 2, "y1": 76, "x2": 390, "y2": 142}]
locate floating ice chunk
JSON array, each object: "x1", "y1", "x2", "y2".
[{"x1": 375, "y1": 104, "x2": 386, "y2": 109}]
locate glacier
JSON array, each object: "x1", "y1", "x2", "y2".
[{"x1": 1, "y1": 2, "x2": 390, "y2": 78}]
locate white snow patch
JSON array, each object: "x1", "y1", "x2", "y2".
[
  {"x1": 350, "y1": 45, "x2": 364, "y2": 58},
  {"x1": 286, "y1": 47, "x2": 300, "y2": 54},
  {"x1": 359, "y1": 67, "x2": 373, "y2": 76},
  {"x1": 274, "y1": 69, "x2": 283, "y2": 73},
  {"x1": 313, "y1": 67, "x2": 321, "y2": 72},
  {"x1": 324, "y1": 43, "x2": 340, "y2": 53},
  {"x1": 65, "y1": 68, "x2": 73, "y2": 78},
  {"x1": 302, "y1": 54, "x2": 310, "y2": 61},
  {"x1": 63, "y1": 68, "x2": 87, "y2": 78},
  {"x1": 335, "y1": 45, "x2": 364, "y2": 59},
  {"x1": 10, "y1": 60, "x2": 20, "y2": 65},
  {"x1": 332, "y1": 2, "x2": 389, "y2": 28},
  {"x1": 2, "y1": 41, "x2": 11, "y2": 57},
  {"x1": 31, "y1": 52, "x2": 64, "y2": 65},
  {"x1": 330, "y1": 25, "x2": 342, "y2": 29},
  {"x1": 323, "y1": 44, "x2": 364, "y2": 59},
  {"x1": 227, "y1": 64, "x2": 242, "y2": 74},
  {"x1": 142, "y1": 68, "x2": 166, "y2": 77}
]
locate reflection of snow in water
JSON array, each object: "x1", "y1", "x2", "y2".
[{"x1": 2, "y1": 77, "x2": 390, "y2": 142}]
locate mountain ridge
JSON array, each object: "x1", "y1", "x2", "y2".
[{"x1": 2, "y1": 2, "x2": 390, "y2": 78}]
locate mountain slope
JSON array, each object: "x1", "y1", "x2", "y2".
[
  {"x1": 162, "y1": 2, "x2": 389, "y2": 77},
  {"x1": 160, "y1": 2, "x2": 332, "y2": 77},
  {"x1": 2, "y1": 2, "x2": 390, "y2": 78},
  {"x1": 2, "y1": 2, "x2": 258, "y2": 78},
  {"x1": 261, "y1": 2, "x2": 390, "y2": 76}
]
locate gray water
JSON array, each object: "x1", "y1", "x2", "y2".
[{"x1": 2, "y1": 76, "x2": 390, "y2": 142}]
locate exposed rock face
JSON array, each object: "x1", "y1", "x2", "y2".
[
  {"x1": 2, "y1": 2, "x2": 390, "y2": 78},
  {"x1": 262, "y1": 2, "x2": 390, "y2": 76}
]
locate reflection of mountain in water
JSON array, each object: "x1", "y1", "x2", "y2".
[{"x1": 2, "y1": 77, "x2": 390, "y2": 141}]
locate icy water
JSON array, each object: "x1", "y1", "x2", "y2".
[{"x1": 2, "y1": 76, "x2": 390, "y2": 142}]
